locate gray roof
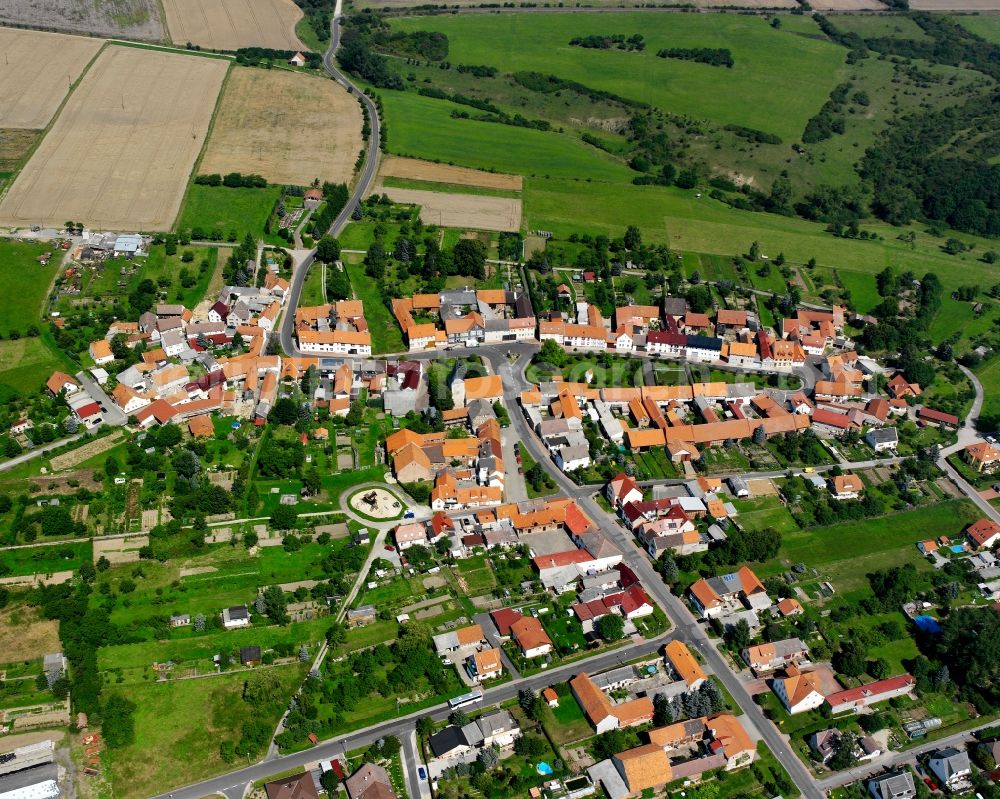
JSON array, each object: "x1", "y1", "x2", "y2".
[
  {"x1": 0, "y1": 764, "x2": 59, "y2": 797},
  {"x1": 588, "y1": 760, "x2": 629, "y2": 799},
  {"x1": 460, "y1": 721, "x2": 484, "y2": 748},
  {"x1": 867, "y1": 428, "x2": 899, "y2": 444},
  {"x1": 476, "y1": 709, "x2": 516, "y2": 739},
  {"x1": 591, "y1": 666, "x2": 636, "y2": 690},
  {"x1": 870, "y1": 771, "x2": 916, "y2": 799}
]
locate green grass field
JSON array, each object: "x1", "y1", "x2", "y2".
[
  {"x1": 0, "y1": 541, "x2": 90, "y2": 577},
  {"x1": 0, "y1": 240, "x2": 58, "y2": 337},
  {"x1": 107, "y1": 664, "x2": 306, "y2": 799},
  {"x1": 0, "y1": 337, "x2": 66, "y2": 397},
  {"x1": 176, "y1": 184, "x2": 281, "y2": 239},
  {"x1": 952, "y1": 13, "x2": 1000, "y2": 44},
  {"x1": 343, "y1": 256, "x2": 405, "y2": 354},
  {"x1": 390, "y1": 13, "x2": 845, "y2": 142},
  {"x1": 378, "y1": 90, "x2": 634, "y2": 182},
  {"x1": 828, "y1": 14, "x2": 931, "y2": 41},
  {"x1": 523, "y1": 178, "x2": 1000, "y2": 292}
]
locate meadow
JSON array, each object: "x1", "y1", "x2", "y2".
[
  {"x1": 0, "y1": 240, "x2": 59, "y2": 336},
  {"x1": 176, "y1": 184, "x2": 282, "y2": 239},
  {"x1": 953, "y1": 13, "x2": 1000, "y2": 43},
  {"x1": 0, "y1": 541, "x2": 91, "y2": 577},
  {"x1": 390, "y1": 12, "x2": 846, "y2": 142},
  {"x1": 378, "y1": 90, "x2": 633, "y2": 182},
  {"x1": 106, "y1": 664, "x2": 306, "y2": 799}
]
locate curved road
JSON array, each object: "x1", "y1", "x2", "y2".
[{"x1": 278, "y1": 3, "x2": 382, "y2": 359}]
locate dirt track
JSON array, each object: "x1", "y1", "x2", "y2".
[
  {"x1": 0, "y1": 46, "x2": 227, "y2": 231},
  {"x1": 199, "y1": 67, "x2": 362, "y2": 186},
  {"x1": 379, "y1": 156, "x2": 523, "y2": 191},
  {"x1": 0, "y1": 29, "x2": 102, "y2": 129},
  {"x1": 162, "y1": 0, "x2": 304, "y2": 50},
  {"x1": 378, "y1": 186, "x2": 522, "y2": 232}
]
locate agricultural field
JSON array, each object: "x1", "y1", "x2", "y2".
[
  {"x1": 379, "y1": 156, "x2": 523, "y2": 191},
  {"x1": 162, "y1": 0, "x2": 304, "y2": 50},
  {"x1": 0, "y1": 46, "x2": 227, "y2": 231},
  {"x1": 389, "y1": 12, "x2": 846, "y2": 143},
  {"x1": 199, "y1": 67, "x2": 363, "y2": 186},
  {"x1": 0, "y1": 29, "x2": 102, "y2": 129},
  {"x1": 0, "y1": 604, "x2": 61, "y2": 663},
  {"x1": 379, "y1": 90, "x2": 634, "y2": 183},
  {"x1": 912, "y1": 0, "x2": 1000, "y2": 8},
  {"x1": 377, "y1": 186, "x2": 522, "y2": 232},
  {"x1": 0, "y1": 0, "x2": 164, "y2": 40}
]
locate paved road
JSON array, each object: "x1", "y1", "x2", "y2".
[
  {"x1": 278, "y1": 0, "x2": 381, "y2": 360},
  {"x1": 486, "y1": 347, "x2": 826, "y2": 799},
  {"x1": 0, "y1": 433, "x2": 84, "y2": 472},
  {"x1": 75, "y1": 370, "x2": 127, "y2": 427},
  {"x1": 150, "y1": 632, "x2": 673, "y2": 799}
]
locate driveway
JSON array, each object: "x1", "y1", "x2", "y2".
[{"x1": 75, "y1": 370, "x2": 127, "y2": 426}]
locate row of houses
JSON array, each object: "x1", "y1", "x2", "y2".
[
  {"x1": 392, "y1": 288, "x2": 536, "y2": 351},
  {"x1": 294, "y1": 299, "x2": 372, "y2": 356}
]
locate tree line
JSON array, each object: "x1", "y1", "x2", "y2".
[{"x1": 656, "y1": 47, "x2": 733, "y2": 68}]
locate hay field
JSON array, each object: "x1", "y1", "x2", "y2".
[
  {"x1": 0, "y1": 0, "x2": 164, "y2": 39},
  {"x1": 912, "y1": 0, "x2": 1000, "y2": 7},
  {"x1": 199, "y1": 68, "x2": 362, "y2": 186},
  {"x1": 0, "y1": 46, "x2": 227, "y2": 231},
  {"x1": 811, "y1": 0, "x2": 884, "y2": 9},
  {"x1": 0, "y1": 605, "x2": 60, "y2": 663},
  {"x1": 162, "y1": 0, "x2": 304, "y2": 50},
  {"x1": 0, "y1": 29, "x2": 102, "y2": 129},
  {"x1": 379, "y1": 156, "x2": 523, "y2": 191},
  {"x1": 380, "y1": 186, "x2": 522, "y2": 231}
]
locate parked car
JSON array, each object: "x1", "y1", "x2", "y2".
[{"x1": 418, "y1": 767, "x2": 427, "y2": 780}]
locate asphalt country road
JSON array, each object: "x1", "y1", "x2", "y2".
[{"x1": 277, "y1": 1, "x2": 381, "y2": 360}]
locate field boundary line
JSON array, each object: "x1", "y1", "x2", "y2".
[
  {"x1": 0, "y1": 40, "x2": 109, "y2": 208},
  {"x1": 106, "y1": 39, "x2": 235, "y2": 60},
  {"x1": 170, "y1": 59, "x2": 236, "y2": 233}
]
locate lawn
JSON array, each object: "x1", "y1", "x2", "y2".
[
  {"x1": 106, "y1": 664, "x2": 306, "y2": 799},
  {"x1": 343, "y1": 256, "x2": 405, "y2": 354},
  {"x1": 390, "y1": 13, "x2": 845, "y2": 143},
  {"x1": 176, "y1": 184, "x2": 281, "y2": 239},
  {"x1": 0, "y1": 240, "x2": 59, "y2": 336},
  {"x1": 542, "y1": 682, "x2": 593, "y2": 744},
  {"x1": 758, "y1": 500, "x2": 980, "y2": 597},
  {"x1": 455, "y1": 554, "x2": 496, "y2": 595},
  {"x1": 731, "y1": 496, "x2": 799, "y2": 535},
  {"x1": 0, "y1": 336, "x2": 68, "y2": 398},
  {"x1": 377, "y1": 90, "x2": 634, "y2": 183}
]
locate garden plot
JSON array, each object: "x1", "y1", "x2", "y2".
[
  {"x1": 93, "y1": 535, "x2": 149, "y2": 565},
  {"x1": 0, "y1": 29, "x2": 102, "y2": 129},
  {"x1": 199, "y1": 67, "x2": 362, "y2": 186},
  {"x1": 0, "y1": 46, "x2": 226, "y2": 231},
  {"x1": 162, "y1": 0, "x2": 303, "y2": 50},
  {"x1": 377, "y1": 187, "x2": 522, "y2": 232}
]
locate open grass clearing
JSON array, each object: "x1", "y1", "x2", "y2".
[
  {"x1": 0, "y1": 338, "x2": 67, "y2": 399},
  {"x1": 176, "y1": 184, "x2": 282, "y2": 239},
  {"x1": 0, "y1": 542, "x2": 91, "y2": 578},
  {"x1": 390, "y1": 12, "x2": 846, "y2": 142},
  {"x1": 343, "y1": 255, "x2": 405, "y2": 354},
  {"x1": 0, "y1": 29, "x2": 102, "y2": 129},
  {"x1": 953, "y1": 13, "x2": 1000, "y2": 42},
  {"x1": 0, "y1": 46, "x2": 227, "y2": 231},
  {"x1": 379, "y1": 89, "x2": 633, "y2": 183},
  {"x1": 0, "y1": 240, "x2": 60, "y2": 337},
  {"x1": 200, "y1": 67, "x2": 362, "y2": 187},
  {"x1": 106, "y1": 664, "x2": 306, "y2": 799},
  {"x1": 162, "y1": 0, "x2": 304, "y2": 50}
]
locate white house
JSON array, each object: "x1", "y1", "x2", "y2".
[
  {"x1": 772, "y1": 666, "x2": 825, "y2": 715},
  {"x1": 222, "y1": 605, "x2": 250, "y2": 629},
  {"x1": 928, "y1": 748, "x2": 972, "y2": 792},
  {"x1": 866, "y1": 427, "x2": 899, "y2": 452}
]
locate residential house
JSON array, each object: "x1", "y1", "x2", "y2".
[
  {"x1": 221, "y1": 606, "x2": 250, "y2": 629},
  {"x1": 570, "y1": 672, "x2": 654, "y2": 733},
  {"x1": 964, "y1": 442, "x2": 1000, "y2": 473},
  {"x1": 808, "y1": 729, "x2": 841, "y2": 763},
  {"x1": 830, "y1": 474, "x2": 864, "y2": 500},
  {"x1": 928, "y1": 748, "x2": 972, "y2": 793},
  {"x1": 265, "y1": 773, "x2": 318, "y2": 799},
  {"x1": 664, "y1": 640, "x2": 706, "y2": 689},
  {"x1": 967, "y1": 518, "x2": 1000, "y2": 551},
  {"x1": 345, "y1": 763, "x2": 398, "y2": 799},
  {"x1": 89, "y1": 339, "x2": 114, "y2": 365},
  {"x1": 606, "y1": 472, "x2": 643, "y2": 509},
  {"x1": 510, "y1": 616, "x2": 553, "y2": 658},
  {"x1": 866, "y1": 428, "x2": 899, "y2": 452},
  {"x1": 46, "y1": 371, "x2": 79, "y2": 396},
  {"x1": 742, "y1": 638, "x2": 809, "y2": 675},
  {"x1": 688, "y1": 567, "x2": 771, "y2": 619},
  {"x1": 868, "y1": 772, "x2": 916, "y2": 799},
  {"x1": 466, "y1": 648, "x2": 503, "y2": 682},
  {"x1": 772, "y1": 666, "x2": 825, "y2": 715}
]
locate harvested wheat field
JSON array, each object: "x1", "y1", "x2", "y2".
[
  {"x1": 163, "y1": 0, "x2": 303, "y2": 50},
  {"x1": 379, "y1": 156, "x2": 523, "y2": 191},
  {"x1": 0, "y1": 0, "x2": 163, "y2": 39},
  {"x1": 912, "y1": 0, "x2": 1000, "y2": 7},
  {"x1": 380, "y1": 187, "x2": 522, "y2": 232},
  {"x1": 199, "y1": 67, "x2": 362, "y2": 186},
  {"x1": 0, "y1": 46, "x2": 227, "y2": 231},
  {"x1": 0, "y1": 29, "x2": 103, "y2": 129}
]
